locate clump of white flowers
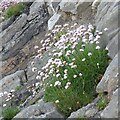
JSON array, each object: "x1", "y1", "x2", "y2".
[{"x1": 31, "y1": 23, "x2": 109, "y2": 116}]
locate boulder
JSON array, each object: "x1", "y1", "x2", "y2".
[
  {"x1": 14, "y1": 99, "x2": 64, "y2": 118},
  {"x1": 48, "y1": 13, "x2": 62, "y2": 30},
  {"x1": 0, "y1": 70, "x2": 27, "y2": 93},
  {"x1": 95, "y1": 0, "x2": 119, "y2": 55},
  {"x1": 96, "y1": 53, "x2": 119, "y2": 98},
  {"x1": 0, "y1": 2, "x2": 49, "y2": 76},
  {"x1": 100, "y1": 88, "x2": 119, "y2": 118}
]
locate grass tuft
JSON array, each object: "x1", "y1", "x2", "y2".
[
  {"x1": 5, "y1": 3, "x2": 26, "y2": 19},
  {"x1": 2, "y1": 107, "x2": 20, "y2": 120}
]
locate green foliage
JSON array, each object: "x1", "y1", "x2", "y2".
[
  {"x1": 15, "y1": 85, "x2": 23, "y2": 91},
  {"x1": 5, "y1": 3, "x2": 26, "y2": 19},
  {"x1": 2, "y1": 107, "x2": 20, "y2": 120},
  {"x1": 44, "y1": 41, "x2": 109, "y2": 116},
  {"x1": 97, "y1": 94, "x2": 108, "y2": 110}
]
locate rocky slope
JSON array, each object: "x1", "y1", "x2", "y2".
[{"x1": 0, "y1": 0, "x2": 119, "y2": 119}]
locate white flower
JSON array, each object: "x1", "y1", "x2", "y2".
[
  {"x1": 69, "y1": 62, "x2": 74, "y2": 66},
  {"x1": 55, "y1": 100, "x2": 59, "y2": 103},
  {"x1": 71, "y1": 65, "x2": 77, "y2": 68},
  {"x1": 96, "y1": 46, "x2": 100, "y2": 50},
  {"x1": 73, "y1": 75, "x2": 77, "y2": 78},
  {"x1": 104, "y1": 28, "x2": 108, "y2": 31},
  {"x1": 34, "y1": 45, "x2": 39, "y2": 49},
  {"x1": 56, "y1": 74, "x2": 60, "y2": 78},
  {"x1": 65, "y1": 85, "x2": 69, "y2": 89},
  {"x1": 97, "y1": 63, "x2": 99, "y2": 66},
  {"x1": 64, "y1": 69, "x2": 68, "y2": 74},
  {"x1": 105, "y1": 47, "x2": 108, "y2": 50},
  {"x1": 35, "y1": 82, "x2": 40, "y2": 87},
  {"x1": 64, "y1": 74, "x2": 67, "y2": 79},
  {"x1": 54, "y1": 81, "x2": 61, "y2": 87},
  {"x1": 96, "y1": 41, "x2": 99, "y2": 44},
  {"x1": 97, "y1": 63, "x2": 100, "y2": 68},
  {"x1": 82, "y1": 58, "x2": 86, "y2": 62},
  {"x1": 36, "y1": 76, "x2": 41, "y2": 80},
  {"x1": 6, "y1": 99, "x2": 10, "y2": 102},
  {"x1": 11, "y1": 89, "x2": 15, "y2": 92},
  {"x1": 50, "y1": 84, "x2": 53, "y2": 87},
  {"x1": 65, "y1": 82, "x2": 71, "y2": 89},
  {"x1": 0, "y1": 93, "x2": 3, "y2": 97},
  {"x1": 99, "y1": 32, "x2": 102, "y2": 35},
  {"x1": 88, "y1": 52, "x2": 92, "y2": 56},
  {"x1": 32, "y1": 67, "x2": 37, "y2": 72},
  {"x1": 79, "y1": 73, "x2": 83, "y2": 76},
  {"x1": 3, "y1": 104, "x2": 6, "y2": 107},
  {"x1": 79, "y1": 49, "x2": 84, "y2": 52},
  {"x1": 72, "y1": 58, "x2": 76, "y2": 61}
]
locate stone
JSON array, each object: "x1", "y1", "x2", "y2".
[
  {"x1": 96, "y1": 53, "x2": 119, "y2": 98},
  {"x1": 100, "y1": 88, "x2": 119, "y2": 118},
  {"x1": 106, "y1": 32, "x2": 119, "y2": 59},
  {"x1": 0, "y1": 70, "x2": 27, "y2": 93},
  {"x1": 85, "y1": 108, "x2": 98, "y2": 117},
  {"x1": 67, "y1": 103, "x2": 93, "y2": 118},
  {"x1": 1, "y1": 16, "x2": 15, "y2": 31},
  {"x1": 0, "y1": 2, "x2": 49, "y2": 77},
  {"x1": 48, "y1": 13, "x2": 62, "y2": 30},
  {"x1": 26, "y1": 48, "x2": 52, "y2": 82},
  {"x1": 95, "y1": 0, "x2": 119, "y2": 48},
  {"x1": 14, "y1": 99, "x2": 64, "y2": 118}
]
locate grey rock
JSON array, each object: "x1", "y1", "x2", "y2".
[
  {"x1": 14, "y1": 99, "x2": 64, "y2": 118},
  {"x1": 0, "y1": 70, "x2": 27, "y2": 92},
  {"x1": 0, "y1": 3, "x2": 49, "y2": 62},
  {"x1": 100, "y1": 88, "x2": 119, "y2": 118},
  {"x1": 48, "y1": 13, "x2": 62, "y2": 30},
  {"x1": 1, "y1": 16, "x2": 15, "y2": 31},
  {"x1": 106, "y1": 31, "x2": 119, "y2": 59},
  {"x1": 85, "y1": 108, "x2": 98, "y2": 117},
  {"x1": 26, "y1": 48, "x2": 52, "y2": 82},
  {"x1": 1, "y1": 13, "x2": 27, "y2": 45},
  {"x1": 68, "y1": 103, "x2": 94, "y2": 118},
  {"x1": 96, "y1": 53, "x2": 119, "y2": 98},
  {"x1": 95, "y1": 0, "x2": 119, "y2": 49}
]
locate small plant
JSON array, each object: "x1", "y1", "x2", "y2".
[
  {"x1": 2, "y1": 107, "x2": 20, "y2": 120},
  {"x1": 15, "y1": 85, "x2": 23, "y2": 91},
  {"x1": 4, "y1": 3, "x2": 26, "y2": 19},
  {"x1": 97, "y1": 94, "x2": 108, "y2": 110},
  {"x1": 41, "y1": 24, "x2": 109, "y2": 116},
  {"x1": 78, "y1": 115, "x2": 86, "y2": 120}
]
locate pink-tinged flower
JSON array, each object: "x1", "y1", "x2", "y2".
[
  {"x1": 104, "y1": 28, "x2": 108, "y2": 31},
  {"x1": 55, "y1": 100, "x2": 59, "y2": 103},
  {"x1": 88, "y1": 52, "x2": 92, "y2": 56},
  {"x1": 73, "y1": 75, "x2": 77, "y2": 78},
  {"x1": 79, "y1": 73, "x2": 83, "y2": 76},
  {"x1": 82, "y1": 58, "x2": 86, "y2": 62},
  {"x1": 96, "y1": 46, "x2": 100, "y2": 50}
]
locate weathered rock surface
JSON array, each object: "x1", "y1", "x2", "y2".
[
  {"x1": 100, "y1": 88, "x2": 119, "y2": 118},
  {"x1": 96, "y1": 53, "x2": 119, "y2": 98},
  {"x1": 95, "y1": 0, "x2": 119, "y2": 59},
  {"x1": 47, "y1": 1, "x2": 93, "y2": 30},
  {"x1": 0, "y1": 2, "x2": 49, "y2": 77},
  {"x1": 14, "y1": 99, "x2": 64, "y2": 119},
  {"x1": 68, "y1": 97, "x2": 99, "y2": 119},
  {"x1": 0, "y1": 70, "x2": 27, "y2": 92}
]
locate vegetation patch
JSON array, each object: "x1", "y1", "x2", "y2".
[
  {"x1": 4, "y1": 3, "x2": 26, "y2": 19},
  {"x1": 34, "y1": 24, "x2": 109, "y2": 116},
  {"x1": 97, "y1": 94, "x2": 108, "y2": 110},
  {"x1": 2, "y1": 107, "x2": 20, "y2": 120}
]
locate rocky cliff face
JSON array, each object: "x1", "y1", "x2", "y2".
[{"x1": 0, "y1": 0, "x2": 119, "y2": 119}]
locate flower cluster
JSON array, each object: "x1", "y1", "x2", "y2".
[
  {"x1": 31, "y1": 23, "x2": 109, "y2": 116},
  {"x1": 0, "y1": 0, "x2": 19, "y2": 11}
]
